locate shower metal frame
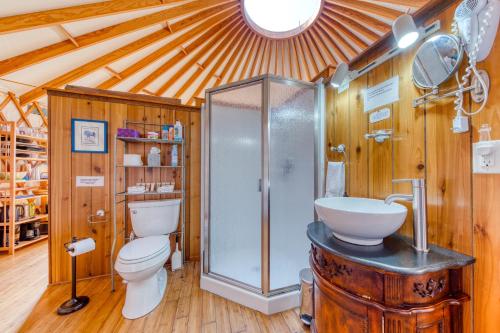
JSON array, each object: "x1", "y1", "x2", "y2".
[{"x1": 202, "y1": 74, "x2": 324, "y2": 297}]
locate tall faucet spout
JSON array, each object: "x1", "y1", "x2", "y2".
[
  {"x1": 384, "y1": 194, "x2": 413, "y2": 205},
  {"x1": 385, "y1": 179, "x2": 428, "y2": 253}
]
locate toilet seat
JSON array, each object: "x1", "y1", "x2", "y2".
[{"x1": 116, "y1": 235, "x2": 170, "y2": 273}]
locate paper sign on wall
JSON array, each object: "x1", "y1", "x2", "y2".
[
  {"x1": 364, "y1": 76, "x2": 399, "y2": 113},
  {"x1": 76, "y1": 176, "x2": 104, "y2": 187}
]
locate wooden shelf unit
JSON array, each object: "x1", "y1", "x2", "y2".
[{"x1": 0, "y1": 121, "x2": 49, "y2": 254}]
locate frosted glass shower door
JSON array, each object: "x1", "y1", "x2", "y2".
[
  {"x1": 209, "y1": 83, "x2": 262, "y2": 289},
  {"x1": 268, "y1": 80, "x2": 316, "y2": 291}
]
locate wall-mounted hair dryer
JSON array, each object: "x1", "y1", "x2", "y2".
[{"x1": 454, "y1": 0, "x2": 500, "y2": 62}]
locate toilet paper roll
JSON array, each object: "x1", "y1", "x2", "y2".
[{"x1": 67, "y1": 238, "x2": 96, "y2": 257}]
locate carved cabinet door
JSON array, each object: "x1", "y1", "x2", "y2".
[{"x1": 313, "y1": 282, "x2": 382, "y2": 333}]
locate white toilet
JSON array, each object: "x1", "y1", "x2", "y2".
[{"x1": 115, "y1": 199, "x2": 181, "y2": 319}]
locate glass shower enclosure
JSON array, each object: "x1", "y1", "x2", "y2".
[{"x1": 201, "y1": 75, "x2": 324, "y2": 311}]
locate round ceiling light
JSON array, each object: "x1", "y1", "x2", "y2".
[{"x1": 242, "y1": 0, "x2": 322, "y2": 39}]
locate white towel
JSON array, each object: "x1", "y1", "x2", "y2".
[{"x1": 325, "y1": 162, "x2": 345, "y2": 197}]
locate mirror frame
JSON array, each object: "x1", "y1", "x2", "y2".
[{"x1": 412, "y1": 34, "x2": 464, "y2": 90}]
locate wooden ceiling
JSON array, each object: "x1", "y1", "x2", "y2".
[{"x1": 0, "y1": 0, "x2": 434, "y2": 107}]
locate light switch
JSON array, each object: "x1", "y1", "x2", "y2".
[{"x1": 473, "y1": 140, "x2": 500, "y2": 174}]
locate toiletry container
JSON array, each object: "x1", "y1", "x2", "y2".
[
  {"x1": 174, "y1": 121, "x2": 182, "y2": 141},
  {"x1": 171, "y1": 145, "x2": 178, "y2": 167},
  {"x1": 147, "y1": 147, "x2": 161, "y2": 167},
  {"x1": 124, "y1": 154, "x2": 143, "y2": 166}
]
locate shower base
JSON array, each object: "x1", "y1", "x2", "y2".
[
  {"x1": 200, "y1": 274, "x2": 300, "y2": 315},
  {"x1": 201, "y1": 248, "x2": 303, "y2": 314}
]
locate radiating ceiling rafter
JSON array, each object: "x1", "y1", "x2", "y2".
[
  {"x1": 187, "y1": 27, "x2": 251, "y2": 103},
  {"x1": 0, "y1": 0, "x2": 435, "y2": 106},
  {"x1": 101, "y1": 5, "x2": 240, "y2": 92},
  {"x1": 17, "y1": 2, "x2": 239, "y2": 105},
  {"x1": 0, "y1": 0, "x2": 175, "y2": 35},
  {"x1": 214, "y1": 31, "x2": 252, "y2": 87},
  {"x1": 323, "y1": 3, "x2": 389, "y2": 39},
  {"x1": 154, "y1": 15, "x2": 242, "y2": 96},
  {"x1": 316, "y1": 19, "x2": 354, "y2": 61},
  {"x1": 172, "y1": 21, "x2": 246, "y2": 99},
  {"x1": 0, "y1": 0, "x2": 234, "y2": 76},
  {"x1": 227, "y1": 33, "x2": 257, "y2": 83},
  {"x1": 326, "y1": 0, "x2": 402, "y2": 22}
]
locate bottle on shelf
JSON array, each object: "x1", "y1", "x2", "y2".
[
  {"x1": 171, "y1": 145, "x2": 178, "y2": 167},
  {"x1": 174, "y1": 120, "x2": 182, "y2": 141}
]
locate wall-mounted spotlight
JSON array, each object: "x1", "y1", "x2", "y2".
[
  {"x1": 393, "y1": 14, "x2": 420, "y2": 49},
  {"x1": 329, "y1": 62, "x2": 349, "y2": 88}
]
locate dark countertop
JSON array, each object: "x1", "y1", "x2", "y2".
[{"x1": 307, "y1": 222, "x2": 475, "y2": 275}]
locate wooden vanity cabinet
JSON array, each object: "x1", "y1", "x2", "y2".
[{"x1": 310, "y1": 244, "x2": 469, "y2": 333}]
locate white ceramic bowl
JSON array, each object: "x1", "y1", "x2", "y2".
[{"x1": 314, "y1": 197, "x2": 408, "y2": 246}]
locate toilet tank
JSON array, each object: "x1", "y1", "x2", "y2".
[{"x1": 128, "y1": 199, "x2": 181, "y2": 237}]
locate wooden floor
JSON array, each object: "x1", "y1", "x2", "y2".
[
  {"x1": 16, "y1": 260, "x2": 309, "y2": 333},
  {"x1": 0, "y1": 240, "x2": 49, "y2": 333}
]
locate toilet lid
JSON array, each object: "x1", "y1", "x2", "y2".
[{"x1": 119, "y1": 235, "x2": 169, "y2": 262}]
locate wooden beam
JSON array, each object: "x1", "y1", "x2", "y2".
[
  {"x1": 127, "y1": 11, "x2": 239, "y2": 94},
  {"x1": 295, "y1": 37, "x2": 311, "y2": 81},
  {"x1": 323, "y1": 3, "x2": 387, "y2": 39},
  {"x1": 325, "y1": 0, "x2": 402, "y2": 21},
  {"x1": 245, "y1": 37, "x2": 263, "y2": 80},
  {"x1": 288, "y1": 38, "x2": 303, "y2": 80},
  {"x1": 237, "y1": 35, "x2": 260, "y2": 81},
  {"x1": 0, "y1": 0, "x2": 170, "y2": 35},
  {"x1": 155, "y1": 17, "x2": 240, "y2": 96},
  {"x1": 19, "y1": 3, "x2": 239, "y2": 105},
  {"x1": 189, "y1": 27, "x2": 250, "y2": 101},
  {"x1": 309, "y1": 26, "x2": 339, "y2": 66},
  {"x1": 34, "y1": 102, "x2": 48, "y2": 128},
  {"x1": 272, "y1": 41, "x2": 279, "y2": 75},
  {"x1": 317, "y1": 18, "x2": 356, "y2": 60},
  {"x1": 225, "y1": 33, "x2": 256, "y2": 83},
  {"x1": 0, "y1": 0, "x2": 232, "y2": 76},
  {"x1": 304, "y1": 30, "x2": 328, "y2": 69},
  {"x1": 0, "y1": 96, "x2": 10, "y2": 121},
  {"x1": 58, "y1": 25, "x2": 79, "y2": 47},
  {"x1": 299, "y1": 33, "x2": 319, "y2": 75},
  {"x1": 63, "y1": 85, "x2": 181, "y2": 106},
  {"x1": 280, "y1": 40, "x2": 286, "y2": 77},
  {"x1": 173, "y1": 22, "x2": 245, "y2": 99},
  {"x1": 320, "y1": 11, "x2": 370, "y2": 50},
  {"x1": 104, "y1": 66, "x2": 122, "y2": 80},
  {"x1": 217, "y1": 30, "x2": 252, "y2": 85},
  {"x1": 98, "y1": 4, "x2": 236, "y2": 93},
  {"x1": 8, "y1": 92, "x2": 32, "y2": 128},
  {"x1": 142, "y1": 89, "x2": 157, "y2": 96},
  {"x1": 16, "y1": 104, "x2": 36, "y2": 126}
]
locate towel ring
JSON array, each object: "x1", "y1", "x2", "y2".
[{"x1": 330, "y1": 144, "x2": 347, "y2": 161}]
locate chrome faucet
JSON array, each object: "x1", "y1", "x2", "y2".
[{"x1": 385, "y1": 179, "x2": 428, "y2": 252}]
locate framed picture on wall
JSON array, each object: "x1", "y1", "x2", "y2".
[{"x1": 71, "y1": 118, "x2": 108, "y2": 153}]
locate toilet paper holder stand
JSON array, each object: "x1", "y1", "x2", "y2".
[{"x1": 58, "y1": 237, "x2": 91, "y2": 315}]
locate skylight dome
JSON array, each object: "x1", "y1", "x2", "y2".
[{"x1": 242, "y1": 0, "x2": 322, "y2": 39}]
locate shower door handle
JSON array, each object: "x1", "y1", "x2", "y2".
[{"x1": 258, "y1": 179, "x2": 262, "y2": 192}]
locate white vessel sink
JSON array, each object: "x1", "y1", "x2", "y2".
[{"x1": 314, "y1": 197, "x2": 408, "y2": 246}]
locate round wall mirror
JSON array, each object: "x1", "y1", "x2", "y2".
[{"x1": 412, "y1": 34, "x2": 464, "y2": 89}]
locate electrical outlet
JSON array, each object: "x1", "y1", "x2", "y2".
[
  {"x1": 473, "y1": 140, "x2": 500, "y2": 174},
  {"x1": 479, "y1": 154, "x2": 494, "y2": 168}
]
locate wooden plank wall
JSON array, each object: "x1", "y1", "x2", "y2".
[
  {"x1": 48, "y1": 91, "x2": 201, "y2": 284},
  {"x1": 326, "y1": 3, "x2": 499, "y2": 331}
]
